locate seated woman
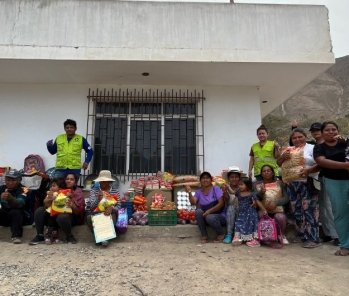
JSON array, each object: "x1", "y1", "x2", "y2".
[
  {"x1": 29, "y1": 173, "x2": 85, "y2": 245},
  {"x1": 86, "y1": 170, "x2": 121, "y2": 247},
  {"x1": 254, "y1": 164, "x2": 289, "y2": 245},
  {"x1": 222, "y1": 167, "x2": 243, "y2": 244},
  {"x1": 185, "y1": 172, "x2": 225, "y2": 243}
]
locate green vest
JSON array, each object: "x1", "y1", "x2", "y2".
[
  {"x1": 252, "y1": 140, "x2": 279, "y2": 176},
  {"x1": 55, "y1": 134, "x2": 83, "y2": 169}
]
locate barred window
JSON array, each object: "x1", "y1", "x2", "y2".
[{"x1": 86, "y1": 89, "x2": 204, "y2": 182}]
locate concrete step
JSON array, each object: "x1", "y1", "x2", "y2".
[
  {"x1": 0, "y1": 224, "x2": 203, "y2": 244},
  {"x1": 1, "y1": 224, "x2": 297, "y2": 244}
]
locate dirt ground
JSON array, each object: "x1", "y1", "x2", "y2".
[{"x1": 0, "y1": 235, "x2": 348, "y2": 296}]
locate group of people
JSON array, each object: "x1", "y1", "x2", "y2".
[
  {"x1": 0, "y1": 119, "x2": 94, "y2": 244},
  {"x1": 1, "y1": 119, "x2": 348, "y2": 257},
  {"x1": 29, "y1": 170, "x2": 120, "y2": 247},
  {"x1": 186, "y1": 122, "x2": 349, "y2": 257}
]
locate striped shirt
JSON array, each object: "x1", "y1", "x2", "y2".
[{"x1": 87, "y1": 186, "x2": 121, "y2": 214}]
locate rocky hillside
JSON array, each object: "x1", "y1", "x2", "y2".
[{"x1": 263, "y1": 55, "x2": 349, "y2": 145}]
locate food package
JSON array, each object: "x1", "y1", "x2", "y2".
[
  {"x1": 172, "y1": 181, "x2": 200, "y2": 188},
  {"x1": 93, "y1": 191, "x2": 118, "y2": 213},
  {"x1": 129, "y1": 211, "x2": 148, "y2": 225},
  {"x1": 150, "y1": 192, "x2": 176, "y2": 210},
  {"x1": 157, "y1": 171, "x2": 175, "y2": 183},
  {"x1": 281, "y1": 147, "x2": 304, "y2": 183},
  {"x1": 261, "y1": 182, "x2": 284, "y2": 214},
  {"x1": 212, "y1": 176, "x2": 226, "y2": 188},
  {"x1": 172, "y1": 175, "x2": 199, "y2": 184},
  {"x1": 50, "y1": 189, "x2": 72, "y2": 216}
]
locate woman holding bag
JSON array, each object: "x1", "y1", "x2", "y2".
[
  {"x1": 86, "y1": 170, "x2": 121, "y2": 247},
  {"x1": 254, "y1": 164, "x2": 289, "y2": 244},
  {"x1": 185, "y1": 172, "x2": 225, "y2": 243},
  {"x1": 278, "y1": 128, "x2": 320, "y2": 248}
]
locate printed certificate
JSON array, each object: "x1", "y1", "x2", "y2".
[{"x1": 91, "y1": 213, "x2": 116, "y2": 243}]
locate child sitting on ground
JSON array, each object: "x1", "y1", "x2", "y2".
[{"x1": 232, "y1": 178, "x2": 266, "y2": 247}]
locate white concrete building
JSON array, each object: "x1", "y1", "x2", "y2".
[{"x1": 0, "y1": 0, "x2": 334, "y2": 181}]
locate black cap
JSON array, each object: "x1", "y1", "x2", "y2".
[
  {"x1": 309, "y1": 122, "x2": 322, "y2": 132},
  {"x1": 5, "y1": 169, "x2": 21, "y2": 179}
]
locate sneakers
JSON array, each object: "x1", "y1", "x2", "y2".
[
  {"x1": 246, "y1": 239, "x2": 260, "y2": 248},
  {"x1": 11, "y1": 237, "x2": 22, "y2": 244},
  {"x1": 65, "y1": 234, "x2": 77, "y2": 244},
  {"x1": 223, "y1": 234, "x2": 233, "y2": 244},
  {"x1": 232, "y1": 236, "x2": 242, "y2": 246},
  {"x1": 29, "y1": 235, "x2": 45, "y2": 245},
  {"x1": 282, "y1": 236, "x2": 290, "y2": 245},
  {"x1": 51, "y1": 230, "x2": 61, "y2": 244}
]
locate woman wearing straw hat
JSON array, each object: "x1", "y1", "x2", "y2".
[
  {"x1": 221, "y1": 166, "x2": 246, "y2": 244},
  {"x1": 86, "y1": 170, "x2": 121, "y2": 247}
]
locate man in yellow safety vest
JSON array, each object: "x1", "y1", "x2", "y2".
[{"x1": 47, "y1": 119, "x2": 93, "y2": 178}]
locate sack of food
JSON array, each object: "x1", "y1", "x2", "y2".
[
  {"x1": 262, "y1": 182, "x2": 284, "y2": 213},
  {"x1": 172, "y1": 175, "x2": 199, "y2": 184},
  {"x1": 281, "y1": 147, "x2": 304, "y2": 183},
  {"x1": 94, "y1": 191, "x2": 118, "y2": 213},
  {"x1": 213, "y1": 176, "x2": 226, "y2": 188},
  {"x1": 50, "y1": 189, "x2": 72, "y2": 216}
]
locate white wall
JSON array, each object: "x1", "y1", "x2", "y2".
[
  {"x1": 203, "y1": 86, "x2": 260, "y2": 175},
  {"x1": 0, "y1": 83, "x2": 260, "y2": 176},
  {"x1": 0, "y1": 84, "x2": 88, "y2": 170}
]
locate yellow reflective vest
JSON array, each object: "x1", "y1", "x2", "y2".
[
  {"x1": 55, "y1": 134, "x2": 83, "y2": 169},
  {"x1": 252, "y1": 140, "x2": 279, "y2": 176}
]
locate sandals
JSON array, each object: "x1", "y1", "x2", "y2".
[
  {"x1": 213, "y1": 235, "x2": 225, "y2": 243},
  {"x1": 232, "y1": 236, "x2": 242, "y2": 246},
  {"x1": 246, "y1": 239, "x2": 260, "y2": 248},
  {"x1": 334, "y1": 248, "x2": 349, "y2": 256}
]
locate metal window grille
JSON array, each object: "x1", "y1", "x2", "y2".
[{"x1": 86, "y1": 88, "x2": 205, "y2": 183}]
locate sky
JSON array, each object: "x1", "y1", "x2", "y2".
[{"x1": 236, "y1": 0, "x2": 349, "y2": 58}]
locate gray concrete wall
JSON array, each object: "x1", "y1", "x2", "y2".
[{"x1": 0, "y1": 1, "x2": 333, "y2": 63}]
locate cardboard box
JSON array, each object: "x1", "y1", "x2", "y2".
[{"x1": 144, "y1": 188, "x2": 173, "y2": 208}]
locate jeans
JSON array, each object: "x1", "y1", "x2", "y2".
[
  {"x1": 195, "y1": 208, "x2": 226, "y2": 238},
  {"x1": 319, "y1": 179, "x2": 338, "y2": 239},
  {"x1": 225, "y1": 204, "x2": 236, "y2": 236}
]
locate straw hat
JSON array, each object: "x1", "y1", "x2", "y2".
[
  {"x1": 222, "y1": 166, "x2": 247, "y2": 180},
  {"x1": 94, "y1": 170, "x2": 116, "y2": 182}
]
